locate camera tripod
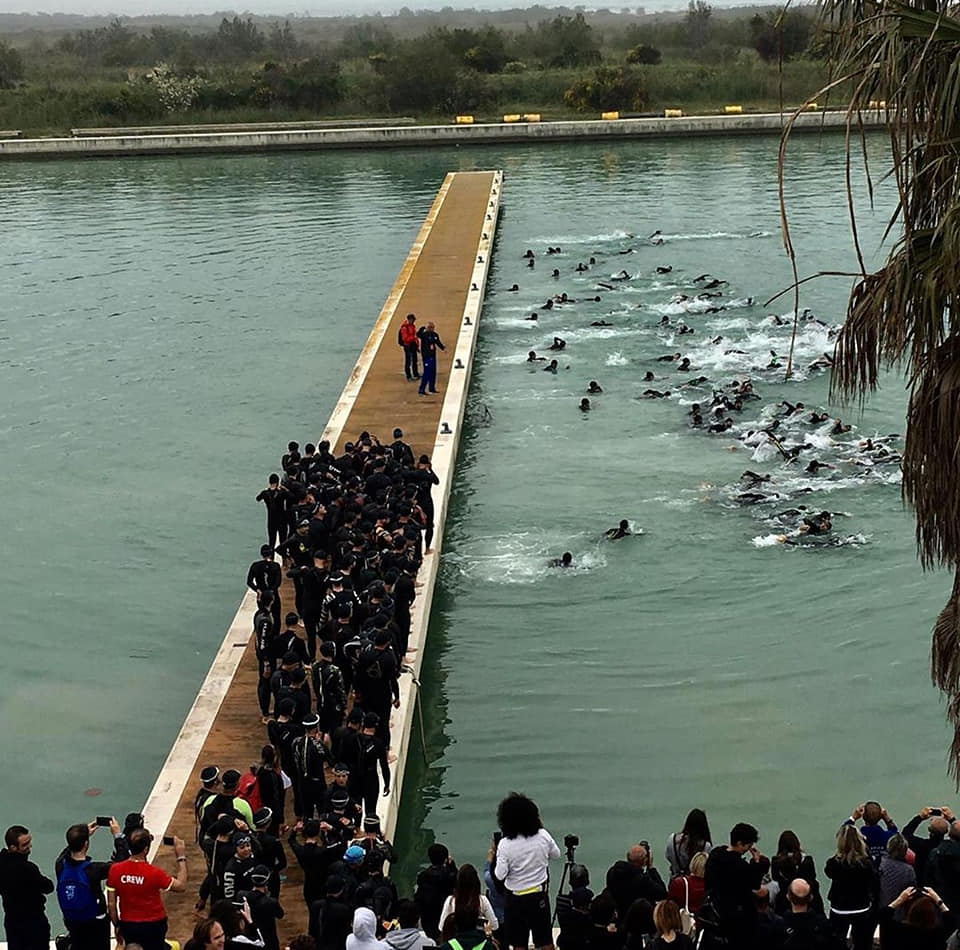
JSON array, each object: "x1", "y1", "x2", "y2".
[{"x1": 550, "y1": 837, "x2": 580, "y2": 926}]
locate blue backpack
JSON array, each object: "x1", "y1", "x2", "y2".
[{"x1": 57, "y1": 859, "x2": 100, "y2": 922}]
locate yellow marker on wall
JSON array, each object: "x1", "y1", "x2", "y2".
[
  {"x1": 601, "y1": 111, "x2": 620, "y2": 120},
  {"x1": 522, "y1": 113, "x2": 541, "y2": 122},
  {"x1": 724, "y1": 105, "x2": 743, "y2": 114},
  {"x1": 455, "y1": 115, "x2": 474, "y2": 124},
  {"x1": 664, "y1": 108, "x2": 683, "y2": 118},
  {"x1": 503, "y1": 114, "x2": 521, "y2": 123}
]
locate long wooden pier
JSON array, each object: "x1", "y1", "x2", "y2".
[{"x1": 141, "y1": 169, "x2": 502, "y2": 945}]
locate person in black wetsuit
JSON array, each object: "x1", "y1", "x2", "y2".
[
  {"x1": 294, "y1": 714, "x2": 331, "y2": 821},
  {"x1": 354, "y1": 629, "x2": 401, "y2": 748},
  {"x1": 348, "y1": 713, "x2": 391, "y2": 819},
  {"x1": 253, "y1": 592, "x2": 278, "y2": 720},
  {"x1": 248, "y1": 545, "x2": 282, "y2": 634},
  {"x1": 549, "y1": 552, "x2": 573, "y2": 567},
  {"x1": 238, "y1": 865, "x2": 284, "y2": 950},
  {"x1": 256, "y1": 475, "x2": 290, "y2": 551},
  {"x1": 605, "y1": 520, "x2": 631, "y2": 540},
  {"x1": 312, "y1": 641, "x2": 347, "y2": 736},
  {"x1": 405, "y1": 455, "x2": 440, "y2": 550},
  {"x1": 288, "y1": 550, "x2": 329, "y2": 661}
]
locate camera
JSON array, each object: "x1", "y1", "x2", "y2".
[{"x1": 564, "y1": 834, "x2": 579, "y2": 849}]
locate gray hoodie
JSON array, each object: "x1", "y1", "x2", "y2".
[
  {"x1": 347, "y1": 908, "x2": 390, "y2": 950},
  {"x1": 384, "y1": 929, "x2": 436, "y2": 950}
]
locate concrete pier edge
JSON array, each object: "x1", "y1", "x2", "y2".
[{"x1": 0, "y1": 111, "x2": 883, "y2": 161}]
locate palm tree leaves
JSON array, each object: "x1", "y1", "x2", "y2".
[{"x1": 782, "y1": 0, "x2": 960, "y2": 777}]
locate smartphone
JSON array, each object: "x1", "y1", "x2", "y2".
[
  {"x1": 95, "y1": 817, "x2": 112, "y2": 827},
  {"x1": 930, "y1": 808, "x2": 943, "y2": 817},
  {"x1": 162, "y1": 835, "x2": 175, "y2": 846}
]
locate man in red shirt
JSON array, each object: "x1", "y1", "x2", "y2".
[
  {"x1": 397, "y1": 313, "x2": 420, "y2": 381},
  {"x1": 106, "y1": 828, "x2": 187, "y2": 950}
]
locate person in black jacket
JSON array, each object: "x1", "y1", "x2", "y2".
[
  {"x1": 902, "y1": 807, "x2": 953, "y2": 885},
  {"x1": 0, "y1": 825, "x2": 53, "y2": 950},
  {"x1": 417, "y1": 322, "x2": 446, "y2": 396},
  {"x1": 294, "y1": 715, "x2": 331, "y2": 820},
  {"x1": 54, "y1": 820, "x2": 127, "y2": 950},
  {"x1": 604, "y1": 842, "x2": 667, "y2": 925},
  {"x1": 701, "y1": 823, "x2": 768, "y2": 949},
  {"x1": 415, "y1": 844, "x2": 458, "y2": 940}
]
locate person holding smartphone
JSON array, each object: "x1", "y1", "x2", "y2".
[
  {"x1": 106, "y1": 827, "x2": 187, "y2": 950},
  {"x1": 55, "y1": 818, "x2": 124, "y2": 950},
  {"x1": 902, "y1": 806, "x2": 955, "y2": 884}
]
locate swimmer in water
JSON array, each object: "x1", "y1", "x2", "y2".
[
  {"x1": 659, "y1": 316, "x2": 671, "y2": 326},
  {"x1": 587, "y1": 380, "x2": 603, "y2": 393},
  {"x1": 642, "y1": 389, "x2": 672, "y2": 398},
  {"x1": 597, "y1": 282, "x2": 615, "y2": 291},
  {"x1": 528, "y1": 259, "x2": 535, "y2": 268},
  {"x1": 589, "y1": 257, "x2": 596, "y2": 265},
  {"x1": 808, "y1": 411, "x2": 829, "y2": 424},
  {"x1": 805, "y1": 460, "x2": 833, "y2": 474},
  {"x1": 549, "y1": 552, "x2": 573, "y2": 568},
  {"x1": 604, "y1": 519, "x2": 631, "y2": 540},
  {"x1": 580, "y1": 398, "x2": 591, "y2": 412},
  {"x1": 508, "y1": 284, "x2": 519, "y2": 292},
  {"x1": 544, "y1": 359, "x2": 559, "y2": 373},
  {"x1": 703, "y1": 278, "x2": 727, "y2": 289},
  {"x1": 613, "y1": 270, "x2": 631, "y2": 280},
  {"x1": 643, "y1": 371, "x2": 656, "y2": 382},
  {"x1": 549, "y1": 337, "x2": 566, "y2": 350},
  {"x1": 576, "y1": 263, "x2": 588, "y2": 273},
  {"x1": 525, "y1": 312, "x2": 539, "y2": 321},
  {"x1": 708, "y1": 418, "x2": 734, "y2": 432},
  {"x1": 693, "y1": 273, "x2": 710, "y2": 283},
  {"x1": 543, "y1": 299, "x2": 554, "y2": 310},
  {"x1": 555, "y1": 293, "x2": 570, "y2": 303},
  {"x1": 741, "y1": 470, "x2": 770, "y2": 486},
  {"x1": 800, "y1": 511, "x2": 833, "y2": 535},
  {"x1": 656, "y1": 265, "x2": 672, "y2": 274},
  {"x1": 527, "y1": 350, "x2": 546, "y2": 362},
  {"x1": 831, "y1": 419, "x2": 852, "y2": 435},
  {"x1": 552, "y1": 269, "x2": 560, "y2": 278},
  {"x1": 690, "y1": 411, "x2": 703, "y2": 427},
  {"x1": 711, "y1": 335, "x2": 724, "y2": 345},
  {"x1": 677, "y1": 324, "x2": 694, "y2": 336},
  {"x1": 523, "y1": 249, "x2": 535, "y2": 259},
  {"x1": 591, "y1": 320, "x2": 613, "y2": 327},
  {"x1": 657, "y1": 352, "x2": 682, "y2": 362},
  {"x1": 678, "y1": 357, "x2": 691, "y2": 372}
]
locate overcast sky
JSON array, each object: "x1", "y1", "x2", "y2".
[{"x1": 0, "y1": 0, "x2": 709, "y2": 18}]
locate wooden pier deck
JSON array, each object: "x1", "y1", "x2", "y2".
[{"x1": 148, "y1": 170, "x2": 502, "y2": 946}]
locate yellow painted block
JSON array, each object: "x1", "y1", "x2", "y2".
[
  {"x1": 724, "y1": 105, "x2": 743, "y2": 114},
  {"x1": 455, "y1": 115, "x2": 474, "y2": 124},
  {"x1": 601, "y1": 111, "x2": 620, "y2": 120},
  {"x1": 805, "y1": 102, "x2": 819, "y2": 110},
  {"x1": 664, "y1": 108, "x2": 683, "y2": 118},
  {"x1": 522, "y1": 113, "x2": 541, "y2": 122},
  {"x1": 503, "y1": 114, "x2": 521, "y2": 123}
]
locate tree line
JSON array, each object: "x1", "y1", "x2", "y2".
[{"x1": 0, "y1": 5, "x2": 828, "y2": 133}]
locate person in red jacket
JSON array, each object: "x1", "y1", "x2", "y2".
[{"x1": 398, "y1": 313, "x2": 420, "y2": 380}]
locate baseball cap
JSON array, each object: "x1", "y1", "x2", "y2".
[{"x1": 344, "y1": 845, "x2": 366, "y2": 864}]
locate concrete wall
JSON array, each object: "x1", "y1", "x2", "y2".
[{"x1": 0, "y1": 111, "x2": 883, "y2": 160}]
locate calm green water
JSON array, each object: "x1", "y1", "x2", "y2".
[{"x1": 0, "y1": 136, "x2": 950, "y2": 923}]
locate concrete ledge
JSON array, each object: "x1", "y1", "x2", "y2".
[{"x1": 1, "y1": 112, "x2": 882, "y2": 160}]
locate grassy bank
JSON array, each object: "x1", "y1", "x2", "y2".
[{"x1": 0, "y1": 59, "x2": 833, "y2": 137}]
